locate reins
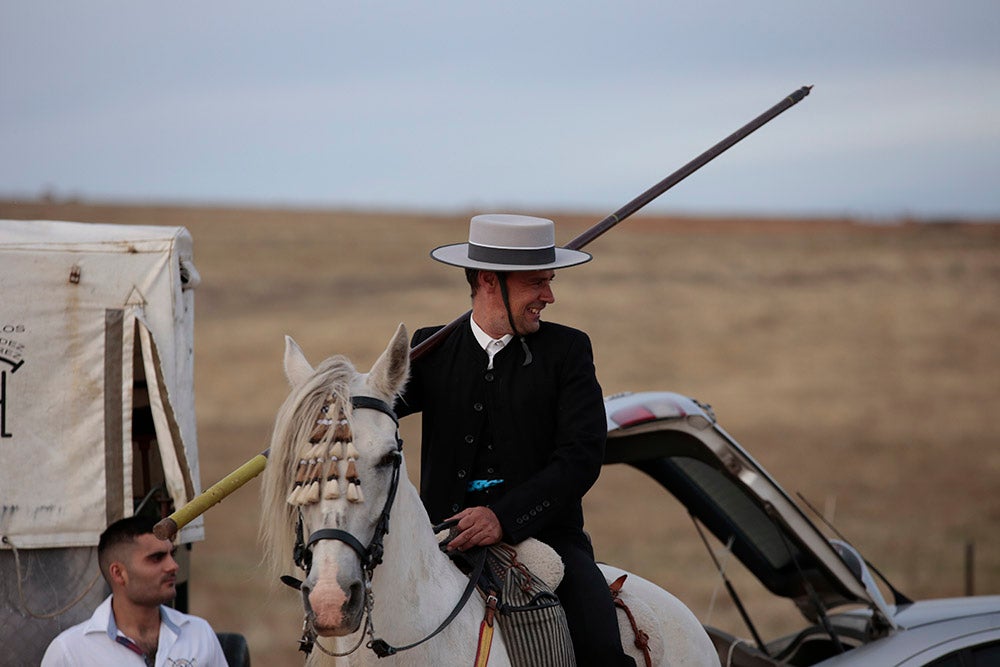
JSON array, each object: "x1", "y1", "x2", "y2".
[{"x1": 288, "y1": 394, "x2": 487, "y2": 659}]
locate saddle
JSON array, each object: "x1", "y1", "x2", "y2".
[
  {"x1": 437, "y1": 527, "x2": 574, "y2": 666},
  {"x1": 436, "y1": 529, "x2": 654, "y2": 667}
]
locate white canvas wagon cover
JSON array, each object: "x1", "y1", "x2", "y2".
[{"x1": 0, "y1": 219, "x2": 204, "y2": 547}]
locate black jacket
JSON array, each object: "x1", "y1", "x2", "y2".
[{"x1": 396, "y1": 315, "x2": 606, "y2": 544}]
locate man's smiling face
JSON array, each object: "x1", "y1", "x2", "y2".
[{"x1": 504, "y1": 269, "x2": 556, "y2": 335}]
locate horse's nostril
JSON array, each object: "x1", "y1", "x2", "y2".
[
  {"x1": 300, "y1": 582, "x2": 313, "y2": 609},
  {"x1": 346, "y1": 581, "x2": 364, "y2": 611}
]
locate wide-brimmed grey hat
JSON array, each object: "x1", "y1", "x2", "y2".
[{"x1": 430, "y1": 214, "x2": 592, "y2": 271}]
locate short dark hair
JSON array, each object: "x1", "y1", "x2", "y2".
[
  {"x1": 465, "y1": 268, "x2": 509, "y2": 298},
  {"x1": 97, "y1": 515, "x2": 158, "y2": 581},
  {"x1": 465, "y1": 268, "x2": 480, "y2": 297}
]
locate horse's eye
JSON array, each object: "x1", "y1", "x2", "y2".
[{"x1": 376, "y1": 451, "x2": 400, "y2": 469}]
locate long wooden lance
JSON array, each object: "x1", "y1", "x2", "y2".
[
  {"x1": 154, "y1": 85, "x2": 812, "y2": 541},
  {"x1": 410, "y1": 84, "x2": 811, "y2": 361}
]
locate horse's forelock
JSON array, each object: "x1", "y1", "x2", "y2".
[
  {"x1": 287, "y1": 356, "x2": 356, "y2": 452},
  {"x1": 260, "y1": 355, "x2": 358, "y2": 576}
]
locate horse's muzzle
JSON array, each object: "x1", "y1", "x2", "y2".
[{"x1": 302, "y1": 578, "x2": 365, "y2": 637}]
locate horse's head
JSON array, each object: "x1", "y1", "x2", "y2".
[{"x1": 261, "y1": 324, "x2": 410, "y2": 638}]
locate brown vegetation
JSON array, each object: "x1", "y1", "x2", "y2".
[{"x1": 3, "y1": 200, "x2": 998, "y2": 664}]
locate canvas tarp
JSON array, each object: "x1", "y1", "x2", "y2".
[{"x1": 0, "y1": 219, "x2": 204, "y2": 547}]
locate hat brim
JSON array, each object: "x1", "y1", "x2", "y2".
[{"x1": 430, "y1": 243, "x2": 592, "y2": 271}]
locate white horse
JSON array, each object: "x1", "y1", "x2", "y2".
[{"x1": 260, "y1": 324, "x2": 720, "y2": 666}]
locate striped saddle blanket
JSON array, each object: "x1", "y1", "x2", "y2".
[{"x1": 477, "y1": 542, "x2": 575, "y2": 667}]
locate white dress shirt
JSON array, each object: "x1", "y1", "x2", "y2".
[{"x1": 470, "y1": 317, "x2": 512, "y2": 370}]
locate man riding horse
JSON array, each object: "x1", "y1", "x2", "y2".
[{"x1": 397, "y1": 213, "x2": 636, "y2": 667}]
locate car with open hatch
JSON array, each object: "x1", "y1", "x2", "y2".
[{"x1": 602, "y1": 391, "x2": 1000, "y2": 666}]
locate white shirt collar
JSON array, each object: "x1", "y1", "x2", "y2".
[
  {"x1": 99, "y1": 595, "x2": 184, "y2": 640},
  {"x1": 470, "y1": 317, "x2": 512, "y2": 369}
]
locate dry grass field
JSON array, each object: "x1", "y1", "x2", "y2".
[{"x1": 3, "y1": 200, "x2": 999, "y2": 664}]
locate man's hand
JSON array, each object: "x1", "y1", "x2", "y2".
[{"x1": 444, "y1": 506, "x2": 502, "y2": 551}]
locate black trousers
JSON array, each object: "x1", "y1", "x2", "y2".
[{"x1": 547, "y1": 533, "x2": 637, "y2": 667}]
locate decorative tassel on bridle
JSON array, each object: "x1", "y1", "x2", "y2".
[{"x1": 287, "y1": 395, "x2": 364, "y2": 507}]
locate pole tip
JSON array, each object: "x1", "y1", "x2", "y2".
[
  {"x1": 153, "y1": 517, "x2": 179, "y2": 541},
  {"x1": 788, "y1": 85, "x2": 813, "y2": 104}
]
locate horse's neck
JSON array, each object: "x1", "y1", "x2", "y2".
[
  {"x1": 325, "y1": 480, "x2": 502, "y2": 666},
  {"x1": 372, "y1": 482, "x2": 471, "y2": 616}
]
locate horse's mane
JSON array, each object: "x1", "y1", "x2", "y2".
[{"x1": 259, "y1": 354, "x2": 358, "y2": 578}]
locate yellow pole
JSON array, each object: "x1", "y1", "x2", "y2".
[{"x1": 153, "y1": 453, "x2": 268, "y2": 540}]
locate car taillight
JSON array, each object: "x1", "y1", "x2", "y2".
[{"x1": 609, "y1": 405, "x2": 657, "y2": 427}]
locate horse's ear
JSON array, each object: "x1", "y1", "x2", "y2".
[
  {"x1": 283, "y1": 336, "x2": 314, "y2": 388},
  {"x1": 368, "y1": 323, "x2": 410, "y2": 398}
]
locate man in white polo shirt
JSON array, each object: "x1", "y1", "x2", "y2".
[{"x1": 41, "y1": 516, "x2": 226, "y2": 667}]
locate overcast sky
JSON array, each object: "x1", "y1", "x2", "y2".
[{"x1": 2, "y1": 2, "x2": 998, "y2": 219}]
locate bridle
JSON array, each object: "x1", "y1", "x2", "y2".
[
  {"x1": 293, "y1": 395, "x2": 402, "y2": 576},
  {"x1": 288, "y1": 394, "x2": 486, "y2": 659}
]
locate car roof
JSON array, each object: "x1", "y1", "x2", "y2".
[{"x1": 602, "y1": 391, "x2": 892, "y2": 626}]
